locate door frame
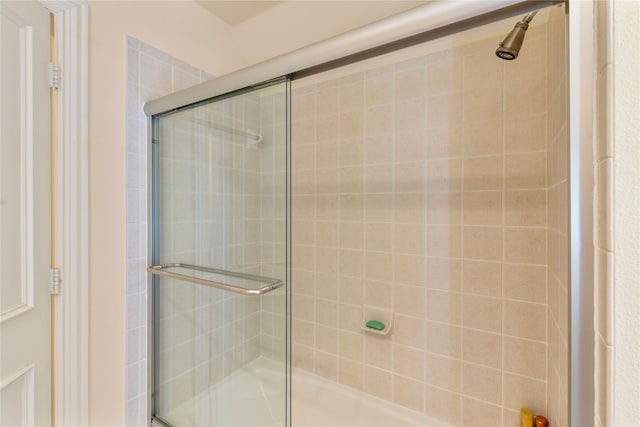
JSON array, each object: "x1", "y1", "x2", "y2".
[{"x1": 39, "y1": 1, "x2": 89, "y2": 426}]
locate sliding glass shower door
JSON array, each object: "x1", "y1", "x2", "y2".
[{"x1": 149, "y1": 79, "x2": 290, "y2": 427}]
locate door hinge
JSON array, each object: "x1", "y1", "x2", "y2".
[
  {"x1": 49, "y1": 62, "x2": 61, "y2": 90},
  {"x1": 51, "y1": 268, "x2": 61, "y2": 295}
]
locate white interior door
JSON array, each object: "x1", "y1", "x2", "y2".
[{"x1": 0, "y1": 1, "x2": 51, "y2": 426}]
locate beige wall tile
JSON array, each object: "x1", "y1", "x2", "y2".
[
  {"x1": 425, "y1": 126, "x2": 462, "y2": 159},
  {"x1": 394, "y1": 315, "x2": 425, "y2": 349},
  {"x1": 339, "y1": 330, "x2": 364, "y2": 362},
  {"x1": 338, "y1": 357, "x2": 364, "y2": 390},
  {"x1": 365, "y1": 194, "x2": 393, "y2": 222},
  {"x1": 339, "y1": 221, "x2": 364, "y2": 250},
  {"x1": 426, "y1": 257, "x2": 462, "y2": 292},
  {"x1": 503, "y1": 373, "x2": 546, "y2": 414},
  {"x1": 394, "y1": 223, "x2": 425, "y2": 254},
  {"x1": 426, "y1": 158, "x2": 463, "y2": 192},
  {"x1": 365, "y1": 280, "x2": 392, "y2": 309},
  {"x1": 293, "y1": 295, "x2": 315, "y2": 322},
  {"x1": 425, "y1": 386, "x2": 461, "y2": 426},
  {"x1": 504, "y1": 228, "x2": 547, "y2": 264},
  {"x1": 365, "y1": 164, "x2": 393, "y2": 193},
  {"x1": 426, "y1": 192, "x2": 462, "y2": 225},
  {"x1": 426, "y1": 353, "x2": 461, "y2": 392},
  {"x1": 394, "y1": 344, "x2": 425, "y2": 380},
  {"x1": 366, "y1": 105, "x2": 394, "y2": 135},
  {"x1": 316, "y1": 299, "x2": 338, "y2": 328},
  {"x1": 364, "y1": 252, "x2": 393, "y2": 282},
  {"x1": 463, "y1": 191, "x2": 502, "y2": 226},
  {"x1": 463, "y1": 329, "x2": 502, "y2": 369},
  {"x1": 426, "y1": 225, "x2": 462, "y2": 258},
  {"x1": 315, "y1": 273, "x2": 337, "y2": 301},
  {"x1": 339, "y1": 110, "x2": 364, "y2": 139},
  {"x1": 463, "y1": 226, "x2": 503, "y2": 262},
  {"x1": 504, "y1": 300, "x2": 546, "y2": 342},
  {"x1": 505, "y1": 152, "x2": 546, "y2": 189},
  {"x1": 462, "y1": 363, "x2": 502, "y2": 405},
  {"x1": 505, "y1": 113, "x2": 547, "y2": 153},
  {"x1": 463, "y1": 260, "x2": 502, "y2": 297},
  {"x1": 293, "y1": 343, "x2": 314, "y2": 370},
  {"x1": 463, "y1": 88, "x2": 503, "y2": 124},
  {"x1": 393, "y1": 254, "x2": 425, "y2": 286},
  {"x1": 394, "y1": 161, "x2": 425, "y2": 193},
  {"x1": 463, "y1": 295, "x2": 502, "y2": 333},
  {"x1": 364, "y1": 366, "x2": 393, "y2": 401},
  {"x1": 394, "y1": 375, "x2": 425, "y2": 412},
  {"x1": 293, "y1": 319, "x2": 314, "y2": 347},
  {"x1": 395, "y1": 98, "x2": 426, "y2": 131},
  {"x1": 338, "y1": 303, "x2": 363, "y2": 332},
  {"x1": 394, "y1": 284, "x2": 426, "y2": 318},
  {"x1": 395, "y1": 67, "x2": 425, "y2": 101},
  {"x1": 463, "y1": 156, "x2": 503, "y2": 190},
  {"x1": 365, "y1": 73, "x2": 393, "y2": 106},
  {"x1": 426, "y1": 321, "x2": 461, "y2": 358},
  {"x1": 339, "y1": 138, "x2": 364, "y2": 166},
  {"x1": 316, "y1": 115, "x2": 339, "y2": 142},
  {"x1": 338, "y1": 276, "x2": 364, "y2": 304},
  {"x1": 339, "y1": 80, "x2": 364, "y2": 113},
  {"x1": 503, "y1": 264, "x2": 547, "y2": 303},
  {"x1": 395, "y1": 131, "x2": 426, "y2": 163},
  {"x1": 505, "y1": 190, "x2": 547, "y2": 226},
  {"x1": 316, "y1": 86, "x2": 339, "y2": 117},
  {"x1": 365, "y1": 222, "x2": 393, "y2": 252},
  {"x1": 425, "y1": 51, "x2": 462, "y2": 96},
  {"x1": 463, "y1": 119, "x2": 503, "y2": 157},
  {"x1": 426, "y1": 290, "x2": 462, "y2": 325},
  {"x1": 294, "y1": 92, "x2": 316, "y2": 120},
  {"x1": 365, "y1": 135, "x2": 394, "y2": 165},
  {"x1": 395, "y1": 193, "x2": 426, "y2": 224},
  {"x1": 315, "y1": 350, "x2": 338, "y2": 381},
  {"x1": 339, "y1": 165, "x2": 364, "y2": 194},
  {"x1": 426, "y1": 93, "x2": 463, "y2": 128},
  {"x1": 503, "y1": 336, "x2": 547, "y2": 380},
  {"x1": 462, "y1": 397, "x2": 502, "y2": 427},
  {"x1": 365, "y1": 335, "x2": 393, "y2": 370},
  {"x1": 316, "y1": 325, "x2": 338, "y2": 354}
]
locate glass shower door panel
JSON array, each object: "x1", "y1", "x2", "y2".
[{"x1": 152, "y1": 80, "x2": 289, "y2": 427}]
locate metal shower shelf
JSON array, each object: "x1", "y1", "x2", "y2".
[{"x1": 148, "y1": 263, "x2": 283, "y2": 296}]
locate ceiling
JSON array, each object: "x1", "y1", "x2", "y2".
[{"x1": 196, "y1": 1, "x2": 283, "y2": 26}]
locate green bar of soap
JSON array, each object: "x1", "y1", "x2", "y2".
[{"x1": 366, "y1": 320, "x2": 385, "y2": 331}]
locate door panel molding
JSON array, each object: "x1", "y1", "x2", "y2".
[
  {"x1": 0, "y1": 365, "x2": 35, "y2": 427},
  {"x1": 0, "y1": 7, "x2": 35, "y2": 324}
]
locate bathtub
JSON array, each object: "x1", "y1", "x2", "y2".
[{"x1": 164, "y1": 357, "x2": 452, "y2": 427}]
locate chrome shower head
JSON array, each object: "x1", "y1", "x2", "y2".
[{"x1": 496, "y1": 11, "x2": 537, "y2": 60}]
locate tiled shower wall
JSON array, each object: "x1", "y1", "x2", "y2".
[
  {"x1": 291, "y1": 25, "x2": 553, "y2": 426},
  {"x1": 125, "y1": 37, "x2": 212, "y2": 426},
  {"x1": 546, "y1": 4, "x2": 569, "y2": 427}
]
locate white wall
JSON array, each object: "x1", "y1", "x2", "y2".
[
  {"x1": 88, "y1": 2, "x2": 243, "y2": 425},
  {"x1": 612, "y1": 1, "x2": 640, "y2": 426}
]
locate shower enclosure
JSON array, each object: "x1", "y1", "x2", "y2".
[{"x1": 146, "y1": 1, "x2": 592, "y2": 426}]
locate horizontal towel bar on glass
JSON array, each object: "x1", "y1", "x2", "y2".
[{"x1": 148, "y1": 263, "x2": 283, "y2": 296}]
